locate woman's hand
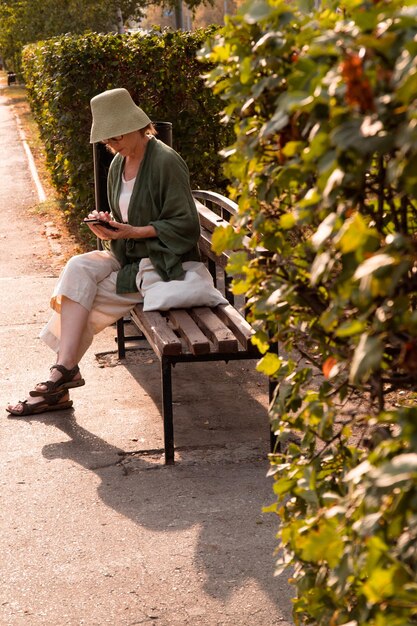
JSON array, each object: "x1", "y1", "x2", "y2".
[
  {"x1": 84, "y1": 211, "x2": 121, "y2": 240},
  {"x1": 84, "y1": 211, "x2": 157, "y2": 240}
]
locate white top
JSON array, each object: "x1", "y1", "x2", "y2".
[{"x1": 119, "y1": 174, "x2": 136, "y2": 222}]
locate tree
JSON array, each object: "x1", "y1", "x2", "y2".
[
  {"x1": 0, "y1": 0, "x2": 142, "y2": 69},
  {"x1": 0, "y1": 0, "x2": 216, "y2": 69},
  {"x1": 201, "y1": 0, "x2": 417, "y2": 622}
]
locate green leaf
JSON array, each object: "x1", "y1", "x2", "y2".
[
  {"x1": 242, "y1": 0, "x2": 275, "y2": 24},
  {"x1": 349, "y1": 334, "x2": 383, "y2": 384},
  {"x1": 279, "y1": 212, "x2": 296, "y2": 229},
  {"x1": 226, "y1": 251, "x2": 249, "y2": 275},
  {"x1": 354, "y1": 253, "x2": 396, "y2": 280},
  {"x1": 298, "y1": 518, "x2": 344, "y2": 568},
  {"x1": 310, "y1": 250, "x2": 333, "y2": 284},
  {"x1": 362, "y1": 566, "x2": 403, "y2": 603},
  {"x1": 336, "y1": 213, "x2": 377, "y2": 255},
  {"x1": 374, "y1": 453, "x2": 417, "y2": 488},
  {"x1": 282, "y1": 141, "x2": 303, "y2": 158},
  {"x1": 311, "y1": 213, "x2": 337, "y2": 249},
  {"x1": 261, "y1": 109, "x2": 289, "y2": 137},
  {"x1": 397, "y1": 67, "x2": 417, "y2": 105},
  {"x1": 335, "y1": 320, "x2": 367, "y2": 337}
]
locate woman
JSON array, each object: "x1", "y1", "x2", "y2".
[{"x1": 7, "y1": 88, "x2": 201, "y2": 416}]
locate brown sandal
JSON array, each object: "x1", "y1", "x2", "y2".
[
  {"x1": 29, "y1": 364, "x2": 85, "y2": 397},
  {"x1": 6, "y1": 390, "x2": 73, "y2": 417}
]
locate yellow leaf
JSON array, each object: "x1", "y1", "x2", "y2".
[
  {"x1": 256, "y1": 352, "x2": 280, "y2": 376},
  {"x1": 211, "y1": 225, "x2": 235, "y2": 255}
]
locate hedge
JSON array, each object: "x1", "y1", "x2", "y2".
[
  {"x1": 203, "y1": 0, "x2": 417, "y2": 622},
  {"x1": 21, "y1": 29, "x2": 231, "y2": 229}
]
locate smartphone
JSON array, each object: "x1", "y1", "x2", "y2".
[{"x1": 83, "y1": 219, "x2": 119, "y2": 231}]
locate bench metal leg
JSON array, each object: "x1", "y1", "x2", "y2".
[
  {"x1": 269, "y1": 341, "x2": 279, "y2": 454},
  {"x1": 116, "y1": 317, "x2": 126, "y2": 359},
  {"x1": 225, "y1": 272, "x2": 234, "y2": 305},
  {"x1": 208, "y1": 258, "x2": 217, "y2": 285},
  {"x1": 269, "y1": 378, "x2": 279, "y2": 453},
  {"x1": 161, "y1": 359, "x2": 175, "y2": 464}
]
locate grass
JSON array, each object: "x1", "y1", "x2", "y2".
[
  {"x1": 0, "y1": 79, "x2": 55, "y2": 197},
  {"x1": 0, "y1": 72, "x2": 84, "y2": 257}
]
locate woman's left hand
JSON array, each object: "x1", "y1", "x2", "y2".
[
  {"x1": 92, "y1": 221, "x2": 135, "y2": 240},
  {"x1": 84, "y1": 210, "x2": 135, "y2": 240},
  {"x1": 85, "y1": 212, "x2": 157, "y2": 240},
  {"x1": 89, "y1": 219, "x2": 157, "y2": 241}
]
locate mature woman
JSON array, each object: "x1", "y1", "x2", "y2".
[{"x1": 7, "y1": 88, "x2": 201, "y2": 416}]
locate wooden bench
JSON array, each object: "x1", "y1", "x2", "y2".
[
  {"x1": 114, "y1": 190, "x2": 276, "y2": 464},
  {"x1": 93, "y1": 145, "x2": 274, "y2": 464}
]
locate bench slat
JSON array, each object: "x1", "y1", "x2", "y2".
[
  {"x1": 215, "y1": 304, "x2": 255, "y2": 351},
  {"x1": 131, "y1": 305, "x2": 182, "y2": 357},
  {"x1": 193, "y1": 190, "x2": 238, "y2": 217},
  {"x1": 196, "y1": 197, "x2": 253, "y2": 241},
  {"x1": 190, "y1": 307, "x2": 239, "y2": 353},
  {"x1": 168, "y1": 309, "x2": 211, "y2": 355},
  {"x1": 195, "y1": 200, "x2": 230, "y2": 232}
]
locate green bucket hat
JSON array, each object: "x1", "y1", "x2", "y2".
[{"x1": 90, "y1": 88, "x2": 152, "y2": 144}]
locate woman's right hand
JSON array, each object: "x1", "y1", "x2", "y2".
[
  {"x1": 86, "y1": 210, "x2": 112, "y2": 222},
  {"x1": 85, "y1": 211, "x2": 114, "y2": 239}
]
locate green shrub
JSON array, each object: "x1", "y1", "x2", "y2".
[
  {"x1": 22, "y1": 29, "x2": 232, "y2": 229},
  {"x1": 202, "y1": 0, "x2": 417, "y2": 622}
]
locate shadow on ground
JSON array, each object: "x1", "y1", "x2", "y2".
[{"x1": 13, "y1": 351, "x2": 292, "y2": 622}]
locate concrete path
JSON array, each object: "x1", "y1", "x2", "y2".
[{"x1": 0, "y1": 85, "x2": 294, "y2": 625}]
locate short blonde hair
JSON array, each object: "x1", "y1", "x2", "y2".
[{"x1": 140, "y1": 123, "x2": 157, "y2": 137}]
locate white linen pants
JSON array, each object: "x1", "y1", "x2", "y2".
[{"x1": 39, "y1": 250, "x2": 143, "y2": 362}]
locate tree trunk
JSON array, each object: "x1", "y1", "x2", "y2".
[
  {"x1": 116, "y1": 7, "x2": 125, "y2": 34},
  {"x1": 174, "y1": 1, "x2": 184, "y2": 30}
]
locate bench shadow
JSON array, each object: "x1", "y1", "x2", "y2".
[
  {"x1": 34, "y1": 363, "x2": 292, "y2": 620},
  {"x1": 102, "y1": 339, "x2": 272, "y2": 449}
]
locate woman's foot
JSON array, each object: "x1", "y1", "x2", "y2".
[
  {"x1": 30, "y1": 364, "x2": 85, "y2": 397},
  {"x1": 6, "y1": 390, "x2": 73, "y2": 416}
]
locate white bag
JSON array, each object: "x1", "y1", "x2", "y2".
[{"x1": 136, "y1": 258, "x2": 228, "y2": 312}]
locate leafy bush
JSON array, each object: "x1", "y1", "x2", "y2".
[
  {"x1": 202, "y1": 0, "x2": 417, "y2": 622},
  {"x1": 21, "y1": 29, "x2": 232, "y2": 229},
  {"x1": 0, "y1": 0, "x2": 143, "y2": 75}
]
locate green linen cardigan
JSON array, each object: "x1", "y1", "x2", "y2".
[{"x1": 106, "y1": 137, "x2": 201, "y2": 294}]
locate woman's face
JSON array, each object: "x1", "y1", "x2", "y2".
[{"x1": 108, "y1": 130, "x2": 147, "y2": 158}]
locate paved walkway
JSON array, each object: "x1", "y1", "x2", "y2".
[{"x1": 0, "y1": 84, "x2": 294, "y2": 625}]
